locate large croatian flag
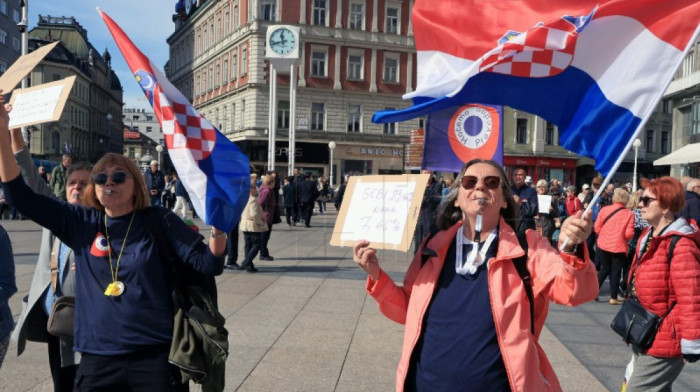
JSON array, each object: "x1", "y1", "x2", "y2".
[
  {"x1": 99, "y1": 10, "x2": 249, "y2": 232},
  {"x1": 374, "y1": 0, "x2": 700, "y2": 176}
]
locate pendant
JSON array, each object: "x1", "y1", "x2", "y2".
[{"x1": 104, "y1": 281, "x2": 125, "y2": 296}]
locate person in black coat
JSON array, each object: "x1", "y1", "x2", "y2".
[
  {"x1": 680, "y1": 178, "x2": 700, "y2": 224},
  {"x1": 510, "y1": 167, "x2": 538, "y2": 236},
  {"x1": 413, "y1": 171, "x2": 442, "y2": 254},
  {"x1": 334, "y1": 174, "x2": 350, "y2": 211},
  {"x1": 298, "y1": 173, "x2": 320, "y2": 227},
  {"x1": 292, "y1": 168, "x2": 305, "y2": 224},
  {"x1": 282, "y1": 176, "x2": 296, "y2": 226}
]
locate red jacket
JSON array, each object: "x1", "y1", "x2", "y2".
[
  {"x1": 367, "y1": 219, "x2": 598, "y2": 392},
  {"x1": 565, "y1": 195, "x2": 582, "y2": 216},
  {"x1": 594, "y1": 203, "x2": 634, "y2": 254},
  {"x1": 628, "y1": 218, "x2": 700, "y2": 357}
]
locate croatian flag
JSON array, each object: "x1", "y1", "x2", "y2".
[
  {"x1": 374, "y1": 0, "x2": 700, "y2": 176},
  {"x1": 424, "y1": 104, "x2": 503, "y2": 172},
  {"x1": 99, "y1": 10, "x2": 249, "y2": 232}
]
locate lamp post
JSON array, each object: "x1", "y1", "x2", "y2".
[
  {"x1": 134, "y1": 152, "x2": 141, "y2": 166},
  {"x1": 632, "y1": 138, "x2": 641, "y2": 193},
  {"x1": 328, "y1": 141, "x2": 336, "y2": 188},
  {"x1": 156, "y1": 144, "x2": 164, "y2": 168},
  {"x1": 19, "y1": 0, "x2": 29, "y2": 146}
]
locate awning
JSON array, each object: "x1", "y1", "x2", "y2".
[{"x1": 653, "y1": 143, "x2": 700, "y2": 166}]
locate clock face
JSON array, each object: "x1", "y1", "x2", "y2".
[{"x1": 269, "y1": 27, "x2": 296, "y2": 56}]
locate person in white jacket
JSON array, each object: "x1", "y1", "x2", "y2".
[{"x1": 239, "y1": 180, "x2": 268, "y2": 272}]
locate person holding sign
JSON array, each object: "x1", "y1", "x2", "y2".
[
  {"x1": 0, "y1": 97, "x2": 226, "y2": 391},
  {"x1": 353, "y1": 159, "x2": 598, "y2": 392}
]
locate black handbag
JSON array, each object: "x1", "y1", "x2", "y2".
[
  {"x1": 46, "y1": 295, "x2": 75, "y2": 338},
  {"x1": 610, "y1": 297, "x2": 675, "y2": 350}
]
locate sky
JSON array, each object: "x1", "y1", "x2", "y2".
[{"x1": 30, "y1": 0, "x2": 177, "y2": 110}]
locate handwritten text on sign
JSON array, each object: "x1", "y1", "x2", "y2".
[{"x1": 340, "y1": 180, "x2": 417, "y2": 245}]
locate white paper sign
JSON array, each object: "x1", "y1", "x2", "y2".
[
  {"x1": 8, "y1": 76, "x2": 76, "y2": 128},
  {"x1": 330, "y1": 174, "x2": 429, "y2": 252},
  {"x1": 537, "y1": 194, "x2": 552, "y2": 214}
]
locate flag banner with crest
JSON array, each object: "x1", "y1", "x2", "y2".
[
  {"x1": 99, "y1": 9, "x2": 249, "y2": 232},
  {"x1": 373, "y1": 0, "x2": 700, "y2": 176},
  {"x1": 423, "y1": 104, "x2": 503, "y2": 172}
]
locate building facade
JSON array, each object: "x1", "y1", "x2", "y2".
[
  {"x1": 122, "y1": 108, "x2": 171, "y2": 171},
  {"x1": 167, "y1": 0, "x2": 419, "y2": 187},
  {"x1": 0, "y1": 0, "x2": 22, "y2": 73},
  {"x1": 663, "y1": 36, "x2": 700, "y2": 178},
  {"x1": 27, "y1": 16, "x2": 124, "y2": 163}
]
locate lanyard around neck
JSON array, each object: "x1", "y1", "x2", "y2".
[{"x1": 455, "y1": 226, "x2": 497, "y2": 275}]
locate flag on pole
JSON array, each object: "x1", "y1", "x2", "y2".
[
  {"x1": 373, "y1": 0, "x2": 700, "y2": 176},
  {"x1": 423, "y1": 104, "x2": 503, "y2": 172},
  {"x1": 99, "y1": 9, "x2": 249, "y2": 232}
]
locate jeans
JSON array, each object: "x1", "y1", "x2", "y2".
[
  {"x1": 241, "y1": 231, "x2": 261, "y2": 269},
  {"x1": 260, "y1": 227, "x2": 272, "y2": 257}
]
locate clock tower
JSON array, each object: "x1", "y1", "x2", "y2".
[{"x1": 265, "y1": 25, "x2": 301, "y2": 174}]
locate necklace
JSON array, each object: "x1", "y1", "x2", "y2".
[{"x1": 103, "y1": 211, "x2": 136, "y2": 297}]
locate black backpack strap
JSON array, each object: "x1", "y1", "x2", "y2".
[
  {"x1": 420, "y1": 226, "x2": 441, "y2": 267},
  {"x1": 513, "y1": 230, "x2": 535, "y2": 335},
  {"x1": 143, "y1": 207, "x2": 179, "y2": 265}
]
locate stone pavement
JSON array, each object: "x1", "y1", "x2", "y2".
[{"x1": 0, "y1": 211, "x2": 605, "y2": 391}]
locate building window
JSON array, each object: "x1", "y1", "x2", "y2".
[
  {"x1": 260, "y1": 0, "x2": 276, "y2": 21},
  {"x1": 516, "y1": 118, "x2": 528, "y2": 144},
  {"x1": 383, "y1": 108, "x2": 396, "y2": 134},
  {"x1": 241, "y1": 48, "x2": 247, "y2": 75},
  {"x1": 348, "y1": 53, "x2": 364, "y2": 80},
  {"x1": 232, "y1": 54, "x2": 238, "y2": 79},
  {"x1": 215, "y1": 63, "x2": 220, "y2": 87},
  {"x1": 209, "y1": 66, "x2": 214, "y2": 90},
  {"x1": 348, "y1": 105, "x2": 361, "y2": 132},
  {"x1": 661, "y1": 130, "x2": 669, "y2": 154},
  {"x1": 12, "y1": 8, "x2": 19, "y2": 23},
  {"x1": 278, "y1": 100, "x2": 290, "y2": 129},
  {"x1": 692, "y1": 102, "x2": 700, "y2": 135},
  {"x1": 0, "y1": 29, "x2": 6, "y2": 45},
  {"x1": 0, "y1": 60, "x2": 6, "y2": 72},
  {"x1": 349, "y1": 3, "x2": 364, "y2": 30},
  {"x1": 241, "y1": 100, "x2": 246, "y2": 129},
  {"x1": 383, "y1": 55, "x2": 398, "y2": 83},
  {"x1": 311, "y1": 102, "x2": 325, "y2": 131},
  {"x1": 646, "y1": 129, "x2": 654, "y2": 153},
  {"x1": 311, "y1": 50, "x2": 327, "y2": 77},
  {"x1": 224, "y1": 10, "x2": 230, "y2": 35},
  {"x1": 545, "y1": 121, "x2": 556, "y2": 145},
  {"x1": 146, "y1": 126, "x2": 153, "y2": 133},
  {"x1": 0, "y1": 1, "x2": 7, "y2": 15},
  {"x1": 313, "y1": 0, "x2": 327, "y2": 26},
  {"x1": 203, "y1": 29, "x2": 208, "y2": 49},
  {"x1": 386, "y1": 6, "x2": 399, "y2": 34},
  {"x1": 233, "y1": 4, "x2": 239, "y2": 29},
  {"x1": 223, "y1": 59, "x2": 229, "y2": 82},
  {"x1": 133, "y1": 126, "x2": 140, "y2": 132},
  {"x1": 682, "y1": 52, "x2": 694, "y2": 77},
  {"x1": 231, "y1": 103, "x2": 236, "y2": 131},
  {"x1": 12, "y1": 37, "x2": 19, "y2": 52},
  {"x1": 196, "y1": 75, "x2": 201, "y2": 95}
]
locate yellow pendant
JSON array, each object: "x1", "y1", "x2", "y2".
[{"x1": 104, "y1": 281, "x2": 125, "y2": 296}]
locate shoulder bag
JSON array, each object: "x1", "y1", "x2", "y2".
[{"x1": 46, "y1": 239, "x2": 75, "y2": 338}]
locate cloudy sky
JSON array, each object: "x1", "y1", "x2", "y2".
[{"x1": 31, "y1": 0, "x2": 176, "y2": 110}]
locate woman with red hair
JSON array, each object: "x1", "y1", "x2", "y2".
[{"x1": 622, "y1": 176, "x2": 700, "y2": 391}]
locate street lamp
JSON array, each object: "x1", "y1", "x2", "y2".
[
  {"x1": 156, "y1": 144, "x2": 164, "y2": 168},
  {"x1": 134, "y1": 152, "x2": 141, "y2": 165},
  {"x1": 632, "y1": 138, "x2": 642, "y2": 193},
  {"x1": 328, "y1": 141, "x2": 336, "y2": 188}
]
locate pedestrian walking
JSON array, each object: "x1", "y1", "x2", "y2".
[
  {"x1": 353, "y1": 158, "x2": 598, "y2": 392},
  {"x1": 298, "y1": 173, "x2": 319, "y2": 227},
  {"x1": 239, "y1": 180, "x2": 268, "y2": 272},
  {"x1": 282, "y1": 176, "x2": 296, "y2": 226},
  {"x1": 144, "y1": 160, "x2": 165, "y2": 207},
  {"x1": 258, "y1": 175, "x2": 277, "y2": 261},
  {"x1": 511, "y1": 167, "x2": 538, "y2": 236}
]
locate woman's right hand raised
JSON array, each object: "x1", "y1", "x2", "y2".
[{"x1": 353, "y1": 240, "x2": 380, "y2": 282}]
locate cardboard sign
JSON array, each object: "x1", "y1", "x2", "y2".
[
  {"x1": 330, "y1": 174, "x2": 430, "y2": 252},
  {"x1": 0, "y1": 41, "x2": 59, "y2": 93},
  {"x1": 8, "y1": 76, "x2": 76, "y2": 128}
]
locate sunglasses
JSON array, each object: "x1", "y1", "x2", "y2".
[
  {"x1": 640, "y1": 196, "x2": 656, "y2": 207},
  {"x1": 461, "y1": 175, "x2": 501, "y2": 190},
  {"x1": 93, "y1": 172, "x2": 129, "y2": 185}
]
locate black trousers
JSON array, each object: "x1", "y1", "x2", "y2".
[
  {"x1": 74, "y1": 344, "x2": 183, "y2": 392},
  {"x1": 285, "y1": 207, "x2": 294, "y2": 225},
  {"x1": 260, "y1": 226, "x2": 272, "y2": 257},
  {"x1": 301, "y1": 202, "x2": 315, "y2": 226},
  {"x1": 47, "y1": 334, "x2": 78, "y2": 392},
  {"x1": 226, "y1": 223, "x2": 239, "y2": 265},
  {"x1": 597, "y1": 249, "x2": 626, "y2": 300},
  {"x1": 241, "y1": 231, "x2": 261, "y2": 269}
]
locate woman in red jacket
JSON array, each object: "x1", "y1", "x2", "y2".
[
  {"x1": 623, "y1": 177, "x2": 700, "y2": 391},
  {"x1": 353, "y1": 159, "x2": 598, "y2": 392},
  {"x1": 594, "y1": 188, "x2": 635, "y2": 304}
]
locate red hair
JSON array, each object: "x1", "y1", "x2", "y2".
[{"x1": 640, "y1": 176, "x2": 685, "y2": 214}]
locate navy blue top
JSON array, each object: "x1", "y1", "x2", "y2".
[
  {"x1": 0, "y1": 224, "x2": 15, "y2": 342},
  {"x1": 406, "y1": 238, "x2": 510, "y2": 392},
  {"x1": 2, "y1": 176, "x2": 224, "y2": 355}
]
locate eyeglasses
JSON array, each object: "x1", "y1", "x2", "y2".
[
  {"x1": 640, "y1": 196, "x2": 656, "y2": 207},
  {"x1": 461, "y1": 175, "x2": 501, "y2": 190},
  {"x1": 93, "y1": 172, "x2": 129, "y2": 185}
]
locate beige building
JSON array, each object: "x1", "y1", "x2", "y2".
[{"x1": 27, "y1": 15, "x2": 123, "y2": 163}]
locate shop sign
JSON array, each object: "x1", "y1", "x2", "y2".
[
  {"x1": 349, "y1": 147, "x2": 404, "y2": 157},
  {"x1": 276, "y1": 147, "x2": 302, "y2": 157}
]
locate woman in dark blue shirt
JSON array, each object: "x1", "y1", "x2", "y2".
[{"x1": 0, "y1": 98, "x2": 227, "y2": 391}]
